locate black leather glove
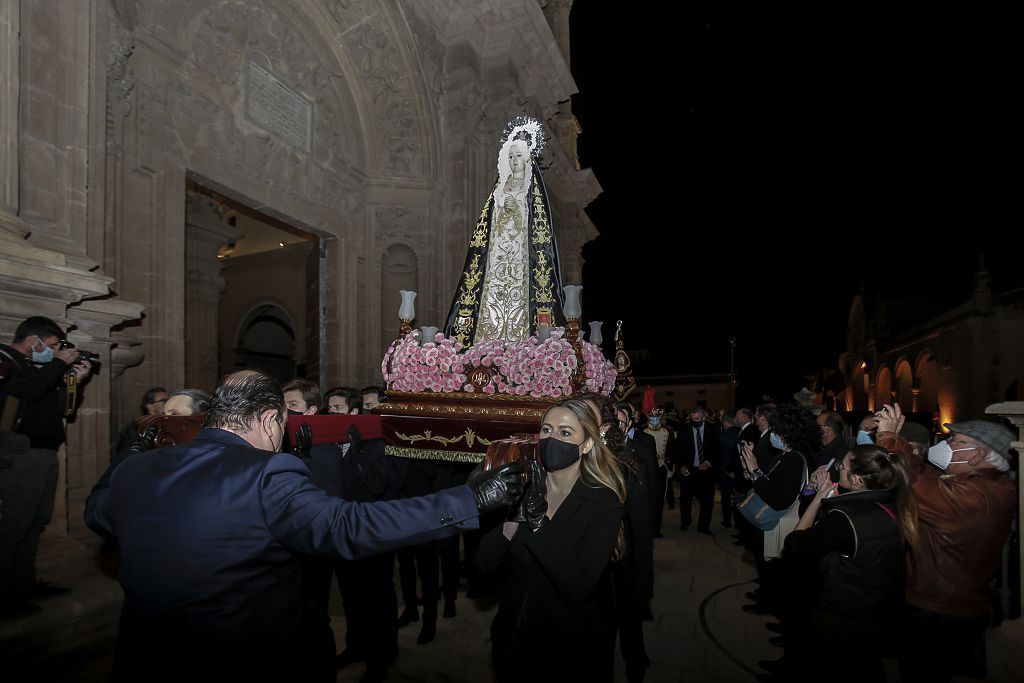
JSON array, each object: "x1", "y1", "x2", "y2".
[
  {"x1": 127, "y1": 426, "x2": 160, "y2": 454},
  {"x1": 469, "y1": 461, "x2": 525, "y2": 515},
  {"x1": 292, "y1": 423, "x2": 312, "y2": 459},
  {"x1": 509, "y1": 458, "x2": 547, "y2": 530}
]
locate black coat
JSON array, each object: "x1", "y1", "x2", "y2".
[
  {"x1": 0, "y1": 344, "x2": 73, "y2": 449},
  {"x1": 718, "y1": 425, "x2": 741, "y2": 476},
  {"x1": 629, "y1": 432, "x2": 660, "y2": 518},
  {"x1": 614, "y1": 456, "x2": 654, "y2": 610},
  {"x1": 475, "y1": 475, "x2": 623, "y2": 680},
  {"x1": 754, "y1": 429, "x2": 782, "y2": 470},
  {"x1": 785, "y1": 487, "x2": 906, "y2": 626}
]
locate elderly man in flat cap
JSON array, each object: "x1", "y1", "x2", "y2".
[{"x1": 873, "y1": 403, "x2": 1016, "y2": 683}]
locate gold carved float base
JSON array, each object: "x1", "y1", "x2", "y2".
[{"x1": 378, "y1": 391, "x2": 556, "y2": 463}]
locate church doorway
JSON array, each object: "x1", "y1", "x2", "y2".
[{"x1": 184, "y1": 180, "x2": 323, "y2": 391}]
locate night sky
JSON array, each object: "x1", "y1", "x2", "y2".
[{"x1": 569, "y1": 8, "x2": 1019, "y2": 406}]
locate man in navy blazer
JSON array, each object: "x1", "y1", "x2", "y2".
[{"x1": 85, "y1": 370, "x2": 520, "y2": 682}]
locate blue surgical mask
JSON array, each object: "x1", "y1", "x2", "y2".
[
  {"x1": 31, "y1": 338, "x2": 54, "y2": 364},
  {"x1": 769, "y1": 432, "x2": 786, "y2": 451},
  {"x1": 648, "y1": 417, "x2": 662, "y2": 428},
  {"x1": 856, "y1": 430, "x2": 874, "y2": 445}
]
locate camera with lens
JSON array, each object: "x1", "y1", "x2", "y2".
[{"x1": 58, "y1": 340, "x2": 101, "y2": 365}]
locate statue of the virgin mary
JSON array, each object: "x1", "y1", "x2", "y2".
[{"x1": 443, "y1": 117, "x2": 565, "y2": 346}]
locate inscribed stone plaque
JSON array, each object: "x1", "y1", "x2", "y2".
[{"x1": 246, "y1": 61, "x2": 312, "y2": 152}]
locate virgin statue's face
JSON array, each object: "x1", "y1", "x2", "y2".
[{"x1": 507, "y1": 144, "x2": 527, "y2": 173}]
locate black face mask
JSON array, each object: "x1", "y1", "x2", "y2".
[
  {"x1": 287, "y1": 409, "x2": 304, "y2": 416},
  {"x1": 539, "y1": 438, "x2": 582, "y2": 472}
]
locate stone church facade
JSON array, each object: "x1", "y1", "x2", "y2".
[{"x1": 0, "y1": 0, "x2": 598, "y2": 579}]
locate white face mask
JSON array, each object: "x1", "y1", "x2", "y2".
[{"x1": 927, "y1": 440, "x2": 975, "y2": 471}]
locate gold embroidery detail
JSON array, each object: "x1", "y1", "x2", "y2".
[
  {"x1": 531, "y1": 185, "x2": 551, "y2": 244},
  {"x1": 470, "y1": 195, "x2": 492, "y2": 248},
  {"x1": 460, "y1": 255, "x2": 483, "y2": 302},
  {"x1": 394, "y1": 428, "x2": 494, "y2": 449},
  {"x1": 494, "y1": 202, "x2": 524, "y2": 238},
  {"x1": 384, "y1": 445, "x2": 484, "y2": 464},
  {"x1": 453, "y1": 255, "x2": 484, "y2": 345},
  {"x1": 533, "y1": 252, "x2": 554, "y2": 304}
]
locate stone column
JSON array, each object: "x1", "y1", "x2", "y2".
[
  {"x1": 0, "y1": 0, "x2": 19, "y2": 218},
  {"x1": 58, "y1": 299, "x2": 143, "y2": 544},
  {"x1": 184, "y1": 193, "x2": 237, "y2": 391}
]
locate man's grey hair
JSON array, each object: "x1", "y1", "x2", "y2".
[
  {"x1": 690, "y1": 406, "x2": 707, "y2": 417},
  {"x1": 170, "y1": 388, "x2": 212, "y2": 415},
  {"x1": 204, "y1": 371, "x2": 284, "y2": 431}
]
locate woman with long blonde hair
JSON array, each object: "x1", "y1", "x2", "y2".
[{"x1": 475, "y1": 397, "x2": 626, "y2": 681}]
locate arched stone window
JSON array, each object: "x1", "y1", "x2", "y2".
[
  {"x1": 850, "y1": 363, "x2": 868, "y2": 411},
  {"x1": 894, "y1": 359, "x2": 914, "y2": 408},
  {"x1": 875, "y1": 367, "x2": 893, "y2": 409}
]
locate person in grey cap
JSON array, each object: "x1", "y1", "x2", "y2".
[{"x1": 874, "y1": 403, "x2": 1016, "y2": 682}]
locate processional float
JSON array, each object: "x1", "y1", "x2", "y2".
[{"x1": 288, "y1": 117, "x2": 635, "y2": 460}]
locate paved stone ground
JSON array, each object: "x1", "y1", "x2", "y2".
[{"x1": 4, "y1": 505, "x2": 1024, "y2": 682}]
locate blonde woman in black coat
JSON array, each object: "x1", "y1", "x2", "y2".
[{"x1": 475, "y1": 398, "x2": 627, "y2": 681}]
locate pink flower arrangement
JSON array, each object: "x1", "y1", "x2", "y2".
[
  {"x1": 382, "y1": 331, "x2": 616, "y2": 398},
  {"x1": 491, "y1": 334, "x2": 576, "y2": 398},
  {"x1": 582, "y1": 341, "x2": 617, "y2": 394},
  {"x1": 382, "y1": 332, "x2": 467, "y2": 393}
]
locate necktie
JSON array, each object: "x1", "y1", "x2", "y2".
[{"x1": 695, "y1": 427, "x2": 703, "y2": 467}]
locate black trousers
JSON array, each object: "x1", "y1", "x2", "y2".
[
  {"x1": 652, "y1": 465, "x2": 667, "y2": 534},
  {"x1": 336, "y1": 551, "x2": 397, "y2": 668},
  {"x1": 398, "y1": 541, "x2": 438, "y2": 622},
  {"x1": 679, "y1": 469, "x2": 715, "y2": 531},
  {"x1": 717, "y1": 473, "x2": 734, "y2": 525},
  {"x1": 299, "y1": 557, "x2": 340, "y2": 682},
  {"x1": 438, "y1": 533, "x2": 461, "y2": 603},
  {"x1": 0, "y1": 447, "x2": 58, "y2": 604}
]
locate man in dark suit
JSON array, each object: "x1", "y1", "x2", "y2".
[
  {"x1": 676, "y1": 406, "x2": 720, "y2": 534},
  {"x1": 717, "y1": 413, "x2": 741, "y2": 528},
  {"x1": 84, "y1": 370, "x2": 521, "y2": 682}
]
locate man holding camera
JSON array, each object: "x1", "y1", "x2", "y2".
[{"x1": 0, "y1": 316, "x2": 92, "y2": 618}]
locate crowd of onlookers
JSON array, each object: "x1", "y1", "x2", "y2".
[
  {"x1": 3, "y1": 318, "x2": 1020, "y2": 683},
  {"x1": 630, "y1": 399, "x2": 1017, "y2": 683}
]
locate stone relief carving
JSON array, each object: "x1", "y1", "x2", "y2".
[
  {"x1": 376, "y1": 207, "x2": 428, "y2": 254},
  {"x1": 142, "y1": 0, "x2": 370, "y2": 215},
  {"x1": 323, "y1": 1, "x2": 425, "y2": 176},
  {"x1": 106, "y1": 19, "x2": 136, "y2": 118},
  {"x1": 397, "y1": 2, "x2": 444, "y2": 98}
]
